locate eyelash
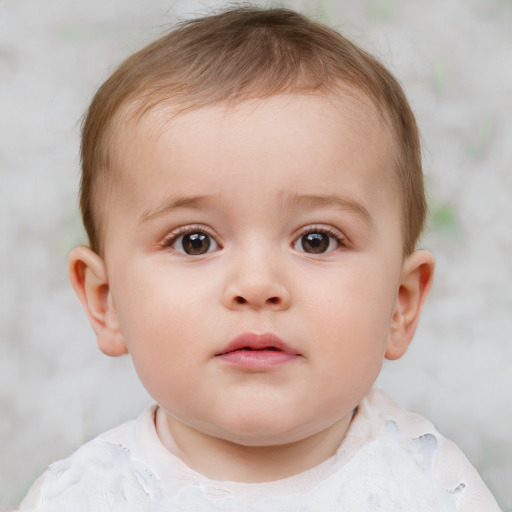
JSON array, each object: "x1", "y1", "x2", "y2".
[
  {"x1": 293, "y1": 225, "x2": 346, "y2": 252},
  {"x1": 161, "y1": 225, "x2": 219, "y2": 249},
  {"x1": 160, "y1": 224, "x2": 346, "y2": 254}
]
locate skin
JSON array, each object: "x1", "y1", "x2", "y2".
[{"x1": 69, "y1": 93, "x2": 434, "y2": 482}]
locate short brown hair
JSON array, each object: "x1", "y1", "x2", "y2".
[{"x1": 80, "y1": 6, "x2": 425, "y2": 255}]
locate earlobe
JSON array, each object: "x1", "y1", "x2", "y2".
[
  {"x1": 68, "y1": 246, "x2": 128, "y2": 357},
  {"x1": 385, "y1": 250, "x2": 435, "y2": 360}
]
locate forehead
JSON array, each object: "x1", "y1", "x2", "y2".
[
  {"x1": 105, "y1": 92, "x2": 399, "y2": 229},
  {"x1": 113, "y1": 91, "x2": 395, "y2": 172}
]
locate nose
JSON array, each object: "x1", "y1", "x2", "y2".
[{"x1": 221, "y1": 251, "x2": 292, "y2": 311}]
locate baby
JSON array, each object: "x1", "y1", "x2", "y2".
[{"x1": 18, "y1": 6, "x2": 501, "y2": 511}]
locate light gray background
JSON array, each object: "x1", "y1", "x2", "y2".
[{"x1": 1, "y1": 0, "x2": 511, "y2": 510}]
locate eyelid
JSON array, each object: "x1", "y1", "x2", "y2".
[
  {"x1": 161, "y1": 225, "x2": 222, "y2": 252},
  {"x1": 292, "y1": 224, "x2": 346, "y2": 252},
  {"x1": 294, "y1": 224, "x2": 346, "y2": 242}
]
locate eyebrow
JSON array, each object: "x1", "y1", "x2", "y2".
[
  {"x1": 139, "y1": 194, "x2": 213, "y2": 225},
  {"x1": 138, "y1": 192, "x2": 373, "y2": 228},
  {"x1": 278, "y1": 193, "x2": 374, "y2": 228}
]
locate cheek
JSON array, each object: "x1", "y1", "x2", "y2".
[
  {"x1": 110, "y1": 261, "x2": 225, "y2": 381},
  {"x1": 303, "y1": 261, "x2": 398, "y2": 361},
  {"x1": 111, "y1": 265, "x2": 190, "y2": 359},
  {"x1": 309, "y1": 261, "x2": 397, "y2": 321},
  {"x1": 113, "y1": 260, "x2": 205, "y2": 328}
]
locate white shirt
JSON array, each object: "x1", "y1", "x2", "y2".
[{"x1": 18, "y1": 388, "x2": 501, "y2": 511}]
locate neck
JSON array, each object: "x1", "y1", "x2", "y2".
[{"x1": 158, "y1": 412, "x2": 355, "y2": 483}]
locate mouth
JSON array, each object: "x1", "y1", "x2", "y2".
[
  {"x1": 215, "y1": 333, "x2": 301, "y2": 369},
  {"x1": 216, "y1": 333, "x2": 299, "y2": 356}
]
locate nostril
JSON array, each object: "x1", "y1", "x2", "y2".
[{"x1": 232, "y1": 295, "x2": 283, "y2": 307}]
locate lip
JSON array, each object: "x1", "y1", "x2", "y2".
[{"x1": 215, "y1": 333, "x2": 301, "y2": 370}]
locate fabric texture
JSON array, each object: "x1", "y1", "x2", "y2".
[{"x1": 18, "y1": 388, "x2": 501, "y2": 511}]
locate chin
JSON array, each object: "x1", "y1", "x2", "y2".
[{"x1": 211, "y1": 414, "x2": 315, "y2": 447}]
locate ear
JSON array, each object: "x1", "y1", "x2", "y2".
[
  {"x1": 68, "y1": 246, "x2": 128, "y2": 357},
  {"x1": 385, "y1": 250, "x2": 435, "y2": 360}
]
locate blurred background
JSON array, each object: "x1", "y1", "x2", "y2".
[{"x1": 0, "y1": 0, "x2": 511, "y2": 510}]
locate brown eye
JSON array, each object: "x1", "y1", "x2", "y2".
[
  {"x1": 173, "y1": 232, "x2": 217, "y2": 255},
  {"x1": 295, "y1": 231, "x2": 339, "y2": 254}
]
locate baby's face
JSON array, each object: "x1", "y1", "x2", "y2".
[{"x1": 102, "y1": 93, "x2": 405, "y2": 446}]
